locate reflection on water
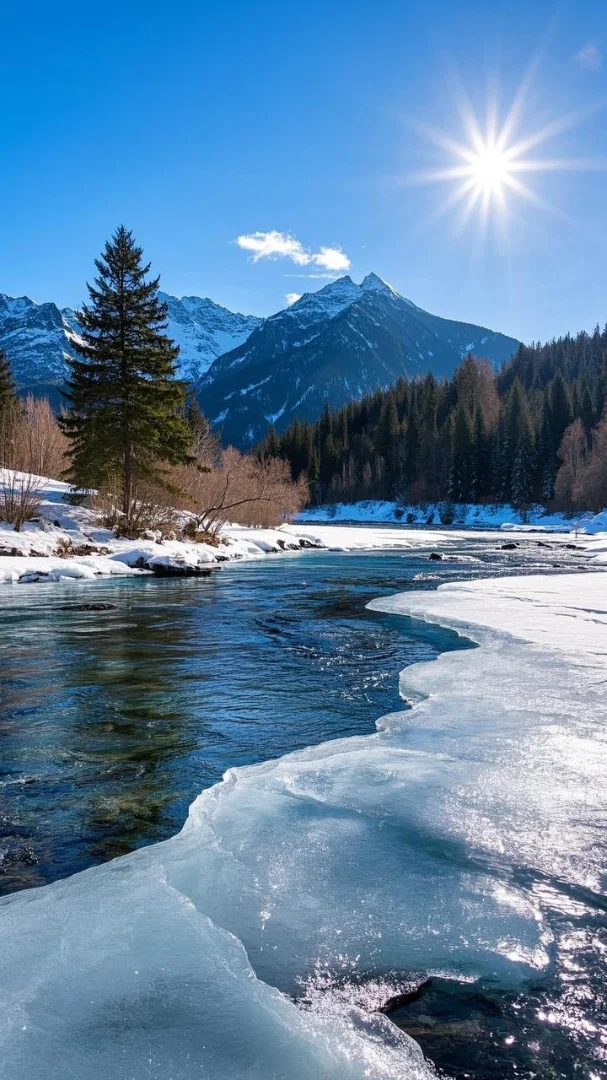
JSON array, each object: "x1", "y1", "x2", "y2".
[
  {"x1": 0, "y1": 538, "x2": 603, "y2": 1079},
  {"x1": 0, "y1": 549, "x2": 472, "y2": 892},
  {"x1": 0, "y1": 539, "x2": 593, "y2": 892}
]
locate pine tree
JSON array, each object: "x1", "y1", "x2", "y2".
[
  {"x1": 448, "y1": 404, "x2": 474, "y2": 501},
  {"x1": 404, "y1": 408, "x2": 421, "y2": 490},
  {"x1": 375, "y1": 395, "x2": 400, "y2": 493},
  {"x1": 511, "y1": 439, "x2": 535, "y2": 514},
  {"x1": 580, "y1": 382, "x2": 595, "y2": 446},
  {"x1": 308, "y1": 444, "x2": 320, "y2": 488},
  {"x1": 538, "y1": 405, "x2": 556, "y2": 502},
  {"x1": 0, "y1": 349, "x2": 16, "y2": 414},
  {"x1": 471, "y1": 408, "x2": 489, "y2": 502},
  {"x1": 549, "y1": 371, "x2": 574, "y2": 448},
  {"x1": 0, "y1": 349, "x2": 19, "y2": 466},
  {"x1": 490, "y1": 424, "x2": 507, "y2": 501},
  {"x1": 60, "y1": 227, "x2": 192, "y2": 518},
  {"x1": 257, "y1": 424, "x2": 279, "y2": 462},
  {"x1": 509, "y1": 388, "x2": 536, "y2": 514},
  {"x1": 184, "y1": 396, "x2": 214, "y2": 464}
]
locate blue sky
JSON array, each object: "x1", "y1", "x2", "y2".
[{"x1": 1, "y1": 0, "x2": 606, "y2": 344}]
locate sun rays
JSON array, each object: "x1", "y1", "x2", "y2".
[{"x1": 407, "y1": 73, "x2": 605, "y2": 242}]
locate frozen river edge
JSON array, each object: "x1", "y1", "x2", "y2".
[{"x1": 1, "y1": 570, "x2": 606, "y2": 1078}]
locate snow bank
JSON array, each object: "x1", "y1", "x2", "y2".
[
  {"x1": 0, "y1": 554, "x2": 142, "y2": 584},
  {"x1": 2, "y1": 570, "x2": 606, "y2": 1077},
  {"x1": 2, "y1": 469, "x2": 606, "y2": 584},
  {"x1": 0, "y1": 470, "x2": 324, "y2": 583},
  {"x1": 298, "y1": 498, "x2": 606, "y2": 533}
]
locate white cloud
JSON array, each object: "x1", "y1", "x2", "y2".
[
  {"x1": 284, "y1": 272, "x2": 341, "y2": 280},
  {"x1": 313, "y1": 246, "x2": 350, "y2": 272},
  {"x1": 236, "y1": 230, "x2": 350, "y2": 274},
  {"x1": 575, "y1": 41, "x2": 602, "y2": 70},
  {"x1": 237, "y1": 230, "x2": 310, "y2": 264},
  {"x1": 285, "y1": 292, "x2": 302, "y2": 306}
]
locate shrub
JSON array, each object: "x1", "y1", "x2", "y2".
[
  {"x1": 0, "y1": 470, "x2": 44, "y2": 531},
  {"x1": 437, "y1": 501, "x2": 455, "y2": 525}
]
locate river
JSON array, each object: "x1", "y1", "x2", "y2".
[{"x1": 0, "y1": 533, "x2": 602, "y2": 1078}]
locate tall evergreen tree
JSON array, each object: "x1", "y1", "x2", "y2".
[
  {"x1": 538, "y1": 404, "x2": 556, "y2": 501},
  {"x1": 0, "y1": 349, "x2": 17, "y2": 415},
  {"x1": 549, "y1": 371, "x2": 574, "y2": 448},
  {"x1": 60, "y1": 227, "x2": 192, "y2": 517},
  {"x1": 0, "y1": 349, "x2": 19, "y2": 467},
  {"x1": 375, "y1": 395, "x2": 400, "y2": 491},
  {"x1": 471, "y1": 408, "x2": 489, "y2": 501},
  {"x1": 448, "y1": 404, "x2": 474, "y2": 501},
  {"x1": 506, "y1": 383, "x2": 536, "y2": 511},
  {"x1": 511, "y1": 434, "x2": 535, "y2": 512}
]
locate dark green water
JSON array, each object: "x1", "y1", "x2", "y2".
[{"x1": 0, "y1": 537, "x2": 590, "y2": 894}]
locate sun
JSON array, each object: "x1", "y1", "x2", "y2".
[
  {"x1": 470, "y1": 142, "x2": 511, "y2": 195},
  {"x1": 406, "y1": 71, "x2": 602, "y2": 238}
]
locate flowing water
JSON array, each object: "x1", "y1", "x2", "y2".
[{"x1": 0, "y1": 534, "x2": 602, "y2": 1078}]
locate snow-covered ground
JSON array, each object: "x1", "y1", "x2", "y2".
[
  {"x1": 299, "y1": 498, "x2": 607, "y2": 533},
  {"x1": 2, "y1": 567, "x2": 606, "y2": 1077},
  {"x1": 2, "y1": 470, "x2": 607, "y2": 584},
  {"x1": 0, "y1": 471, "x2": 328, "y2": 583}
]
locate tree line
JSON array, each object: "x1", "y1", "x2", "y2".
[
  {"x1": 0, "y1": 226, "x2": 305, "y2": 533},
  {"x1": 3, "y1": 226, "x2": 606, "y2": 525},
  {"x1": 258, "y1": 330, "x2": 607, "y2": 514}
]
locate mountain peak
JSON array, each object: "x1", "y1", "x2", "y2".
[
  {"x1": 0, "y1": 290, "x2": 262, "y2": 389},
  {"x1": 277, "y1": 275, "x2": 361, "y2": 327},
  {"x1": 361, "y1": 272, "x2": 398, "y2": 296},
  {"x1": 315, "y1": 274, "x2": 357, "y2": 296},
  {"x1": 197, "y1": 278, "x2": 520, "y2": 446}
]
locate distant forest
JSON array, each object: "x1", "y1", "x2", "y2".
[{"x1": 258, "y1": 325, "x2": 607, "y2": 513}]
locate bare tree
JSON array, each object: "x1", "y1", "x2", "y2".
[
  {"x1": 177, "y1": 447, "x2": 308, "y2": 536},
  {"x1": 7, "y1": 396, "x2": 69, "y2": 480},
  {"x1": 573, "y1": 417, "x2": 607, "y2": 512},
  {"x1": 553, "y1": 419, "x2": 587, "y2": 509}
]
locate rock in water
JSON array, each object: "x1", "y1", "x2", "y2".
[
  {"x1": 150, "y1": 560, "x2": 213, "y2": 577},
  {"x1": 59, "y1": 603, "x2": 117, "y2": 611}
]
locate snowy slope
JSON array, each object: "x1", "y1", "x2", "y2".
[
  {"x1": 159, "y1": 293, "x2": 262, "y2": 382},
  {"x1": 0, "y1": 292, "x2": 262, "y2": 389},
  {"x1": 198, "y1": 273, "x2": 520, "y2": 445},
  {"x1": 0, "y1": 294, "x2": 83, "y2": 387}
]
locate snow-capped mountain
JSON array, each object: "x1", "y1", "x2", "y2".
[
  {"x1": 0, "y1": 295, "x2": 81, "y2": 389},
  {"x1": 0, "y1": 292, "x2": 262, "y2": 390},
  {"x1": 158, "y1": 294, "x2": 262, "y2": 382},
  {"x1": 1, "y1": 275, "x2": 519, "y2": 448},
  {"x1": 197, "y1": 273, "x2": 520, "y2": 446}
]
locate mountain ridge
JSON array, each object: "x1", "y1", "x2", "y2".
[
  {"x1": 0, "y1": 276, "x2": 520, "y2": 446},
  {"x1": 0, "y1": 291, "x2": 262, "y2": 390},
  {"x1": 197, "y1": 274, "x2": 520, "y2": 445}
]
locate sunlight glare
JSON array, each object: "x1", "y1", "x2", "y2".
[
  {"x1": 407, "y1": 69, "x2": 605, "y2": 243},
  {"x1": 470, "y1": 142, "x2": 510, "y2": 194}
]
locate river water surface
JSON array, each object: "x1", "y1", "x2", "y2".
[{"x1": 0, "y1": 533, "x2": 602, "y2": 1079}]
